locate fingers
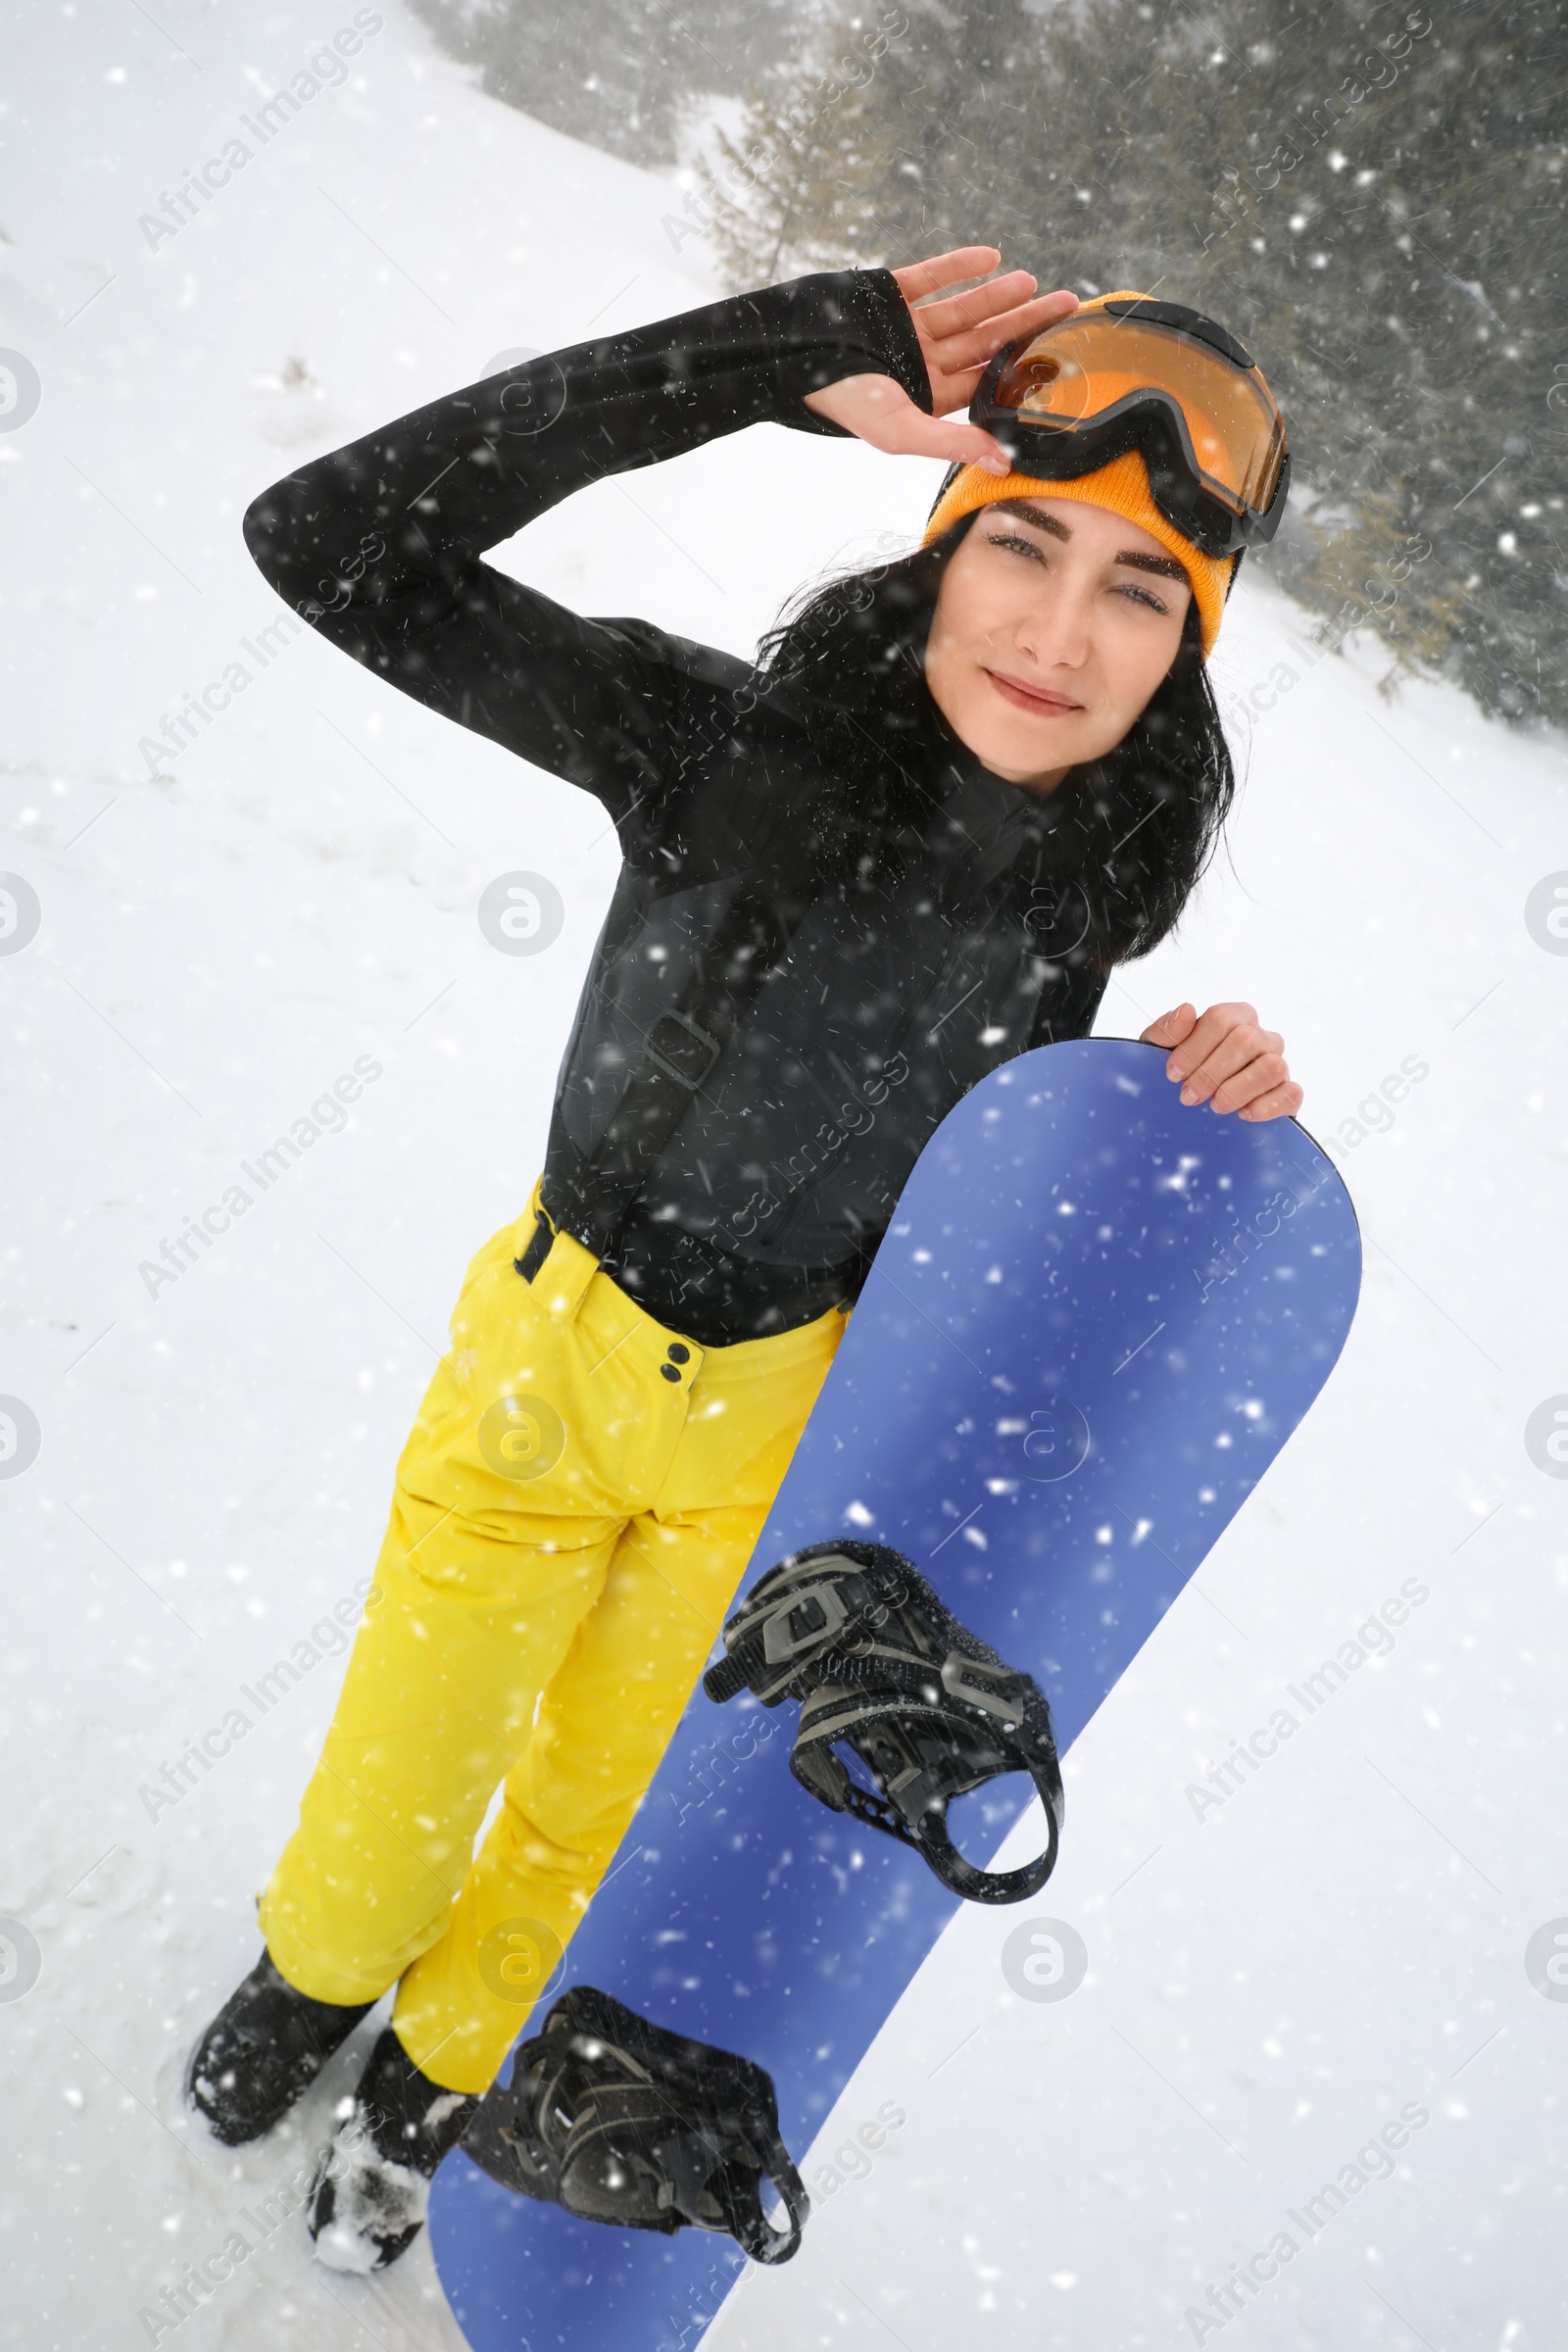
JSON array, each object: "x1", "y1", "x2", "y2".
[
  {"x1": 908, "y1": 269, "x2": 1040, "y2": 341},
  {"x1": 1162, "y1": 1003, "x2": 1298, "y2": 1118},
  {"x1": 926, "y1": 287, "x2": 1079, "y2": 383},
  {"x1": 1237, "y1": 1080, "x2": 1304, "y2": 1124},
  {"x1": 1207, "y1": 1054, "x2": 1298, "y2": 1116},
  {"x1": 1139, "y1": 1003, "x2": 1199, "y2": 1049},
  {"x1": 889, "y1": 246, "x2": 1004, "y2": 303},
  {"x1": 1176, "y1": 1027, "x2": 1268, "y2": 1104},
  {"x1": 1149, "y1": 1000, "x2": 1300, "y2": 1122},
  {"x1": 1164, "y1": 1002, "x2": 1256, "y2": 1086}
]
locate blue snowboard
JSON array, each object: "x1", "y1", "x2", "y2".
[{"x1": 428, "y1": 1037, "x2": 1361, "y2": 2349}]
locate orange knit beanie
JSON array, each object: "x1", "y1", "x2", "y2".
[{"x1": 919, "y1": 294, "x2": 1239, "y2": 656}]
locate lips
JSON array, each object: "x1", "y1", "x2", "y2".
[{"x1": 985, "y1": 669, "x2": 1083, "y2": 716}]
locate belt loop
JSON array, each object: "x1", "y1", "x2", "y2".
[
  {"x1": 522, "y1": 1200, "x2": 599, "y2": 1325},
  {"x1": 514, "y1": 1207, "x2": 554, "y2": 1286},
  {"x1": 514, "y1": 1185, "x2": 596, "y2": 1320},
  {"x1": 539, "y1": 1232, "x2": 599, "y2": 1324}
]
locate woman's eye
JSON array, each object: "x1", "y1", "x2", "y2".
[
  {"x1": 989, "y1": 530, "x2": 1045, "y2": 562},
  {"x1": 1118, "y1": 582, "x2": 1169, "y2": 614}
]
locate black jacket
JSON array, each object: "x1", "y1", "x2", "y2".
[{"x1": 243, "y1": 268, "x2": 1111, "y2": 1344}]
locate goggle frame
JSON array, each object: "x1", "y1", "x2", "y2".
[{"x1": 952, "y1": 298, "x2": 1291, "y2": 564}]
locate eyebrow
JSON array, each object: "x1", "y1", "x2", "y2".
[{"x1": 991, "y1": 497, "x2": 1190, "y2": 583}]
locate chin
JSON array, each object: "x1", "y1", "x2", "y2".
[{"x1": 967, "y1": 712, "x2": 1089, "y2": 784}]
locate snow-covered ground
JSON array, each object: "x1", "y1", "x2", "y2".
[{"x1": 3, "y1": 6, "x2": 1566, "y2": 2347}]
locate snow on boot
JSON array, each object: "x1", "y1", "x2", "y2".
[
  {"x1": 185, "y1": 1947, "x2": 374, "y2": 2146},
  {"x1": 308, "y1": 2027, "x2": 479, "y2": 2274}
]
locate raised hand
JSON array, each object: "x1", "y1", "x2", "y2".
[
  {"x1": 803, "y1": 244, "x2": 1077, "y2": 472},
  {"x1": 1140, "y1": 1002, "x2": 1303, "y2": 1123}
]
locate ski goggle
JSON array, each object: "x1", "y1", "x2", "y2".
[{"x1": 964, "y1": 296, "x2": 1290, "y2": 561}]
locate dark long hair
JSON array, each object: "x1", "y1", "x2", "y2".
[{"x1": 750, "y1": 514, "x2": 1236, "y2": 966}]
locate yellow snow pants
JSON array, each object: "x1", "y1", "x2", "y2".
[{"x1": 259, "y1": 1182, "x2": 845, "y2": 2094}]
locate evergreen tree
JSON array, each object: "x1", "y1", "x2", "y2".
[
  {"x1": 700, "y1": 0, "x2": 1568, "y2": 728},
  {"x1": 409, "y1": 0, "x2": 808, "y2": 171},
  {"x1": 416, "y1": 0, "x2": 1567, "y2": 724},
  {"x1": 690, "y1": 6, "x2": 944, "y2": 283}
]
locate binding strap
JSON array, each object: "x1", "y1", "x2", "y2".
[
  {"x1": 461, "y1": 1985, "x2": 808, "y2": 2264},
  {"x1": 705, "y1": 1540, "x2": 1063, "y2": 1905}
]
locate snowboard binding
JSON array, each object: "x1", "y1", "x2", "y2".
[
  {"x1": 460, "y1": 1985, "x2": 808, "y2": 2265},
  {"x1": 704, "y1": 1540, "x2": 1063, "y2": 1904}
]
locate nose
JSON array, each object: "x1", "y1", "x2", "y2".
[{"x1": 1014, "y1": 577, "x2": 1092, "y2": 674}]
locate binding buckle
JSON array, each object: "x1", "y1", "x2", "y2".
[
  {"x1": 760, "y1": 1579, "x2": 850, "y2": 1665},
  {"x1": 643, "y1": 1008, "x2": 723, "y2": 1089},
  {"x1": 705, "y1": 1540, "x2": 1064, "y2": 1906},
  {"x1": 460, "y1": 1985, "x2": 808, "y2": 2264}
]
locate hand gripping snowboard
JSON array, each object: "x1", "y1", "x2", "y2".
[{"x1": 429, "y1": 1039, "x2": 1361, "y2": 2350}]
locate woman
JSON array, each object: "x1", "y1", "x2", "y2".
[{"x1": 186, "y1": 246, "x2": 1301, "y2": 2269}]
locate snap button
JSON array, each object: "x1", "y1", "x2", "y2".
[
  {"x1": 666, "y1": 1343, "x2": 691, "y2": 1364},
  {"x1": 660, "y1": 1363, "x2": 681, "y2": 1384}
]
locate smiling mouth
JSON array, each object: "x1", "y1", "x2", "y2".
[{"x1": 984, "y1": 669, "x2": 1084, "y2": 716}]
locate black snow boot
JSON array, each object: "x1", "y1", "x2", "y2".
[
  {"x1": 308, "y1": 2027, "x2": 480, "y2": 2274},
  {"x1": 186, "y1": 1948, "x2": 375, "y2": 2145}
]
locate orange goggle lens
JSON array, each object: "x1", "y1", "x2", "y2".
[{"x1": 990, "y1": 314, "x2": 1287, "y2": 519}]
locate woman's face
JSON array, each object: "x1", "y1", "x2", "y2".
[{"x1": 922, "y1": 496, "x2": 1196, "y2": 792}]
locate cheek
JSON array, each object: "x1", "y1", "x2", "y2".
[
  {"x1": 929, "y1": 552, "x2": 1021, "y2": 670},
  {"x1": 1102, "y1": 610, "x2": 1188, "y2": 715},
  {"x1": 924, "y1": 602, "x2": 986, "y2": 711},
  {"x1": 1061, "y1": 610, "x2": 1188, "y2": 764}
]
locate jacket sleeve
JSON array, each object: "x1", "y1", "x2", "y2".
[{"x1": 242, "y1": 270, "x2": 933, "y2": 837}]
